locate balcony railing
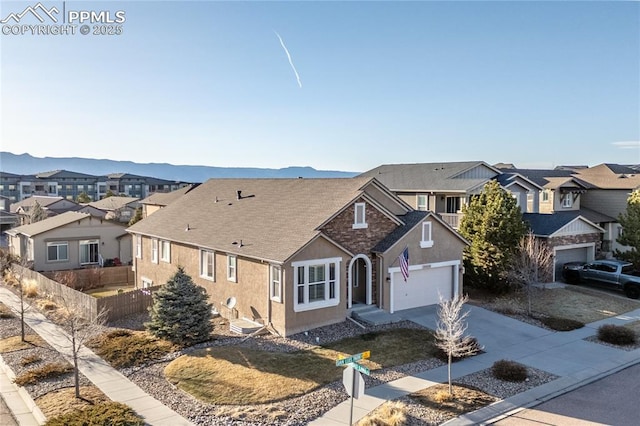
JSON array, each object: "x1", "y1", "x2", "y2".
[{"x1": 439, "y1": 213, "x2": 463, "y2": 229}]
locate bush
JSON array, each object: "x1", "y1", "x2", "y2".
[
  {"x1": 540, "y1": 316, "x2": 584, "y2": 331},
  {"x1": 23, "y1": 281, "x2": 38, "y2": 298},
  {"x1": 88, "y1": 330, "x2": 174, "y2": 368},
  {"x1": 357, "y1": 401, "x2": 407, "y2": 426},
  {"x1": 44, "y1": 402, "x2": 145, "y2": 426},
  {"x1": 0, "y1": 304, "x2": 13, "y2": 319},
  {"x1": 13, "y1": 362, "x2": 72, "y2": 386},
  {"x1": 492, "y1": 360, "x2": 528, "y2": 382},
  {"x1": 20, "y1": 354, "x2": 42, "y2": 367},
  {"x1": 597, "y1": 324, "x2": 637, "y2": 345}
]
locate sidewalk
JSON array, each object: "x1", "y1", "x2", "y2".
[
  {"x1": 311, "y1": 304, "x2": 640, "y2": 425},
  {"x1": 0, "y1": 286, "x2": 194, "y2": 426}
]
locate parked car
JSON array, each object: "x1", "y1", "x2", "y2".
[{"x1": 562, "y1": 259, "x2": 640, "y2": 299}]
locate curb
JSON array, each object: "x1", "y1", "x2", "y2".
[{"x1": 0, "y1": 354, "x2": 47, "y2": 425}]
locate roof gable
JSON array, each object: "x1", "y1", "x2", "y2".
[
  {"x1": 6, "y1": 211, "x2": 92, "y2": 237},
  {"x1": 523, "y1": 212, "x2": 604, "y2": 237}
]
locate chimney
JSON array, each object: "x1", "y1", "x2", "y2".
[{"x1": 237, "y1": 190, "x2": 242, "y2": 200}]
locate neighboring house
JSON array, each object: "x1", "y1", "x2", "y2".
[
  {"x1": 5, "y1": 211, "x2": 132, "y2": 272},
  {"x1": 10, "y1": 196, "x2": 81, "y2": 225},
  {"x1": 523, "y1": 212, "x2": 604, "y2": 282},
  {"x1": 127, "y1": 177, "x2": 467, "y2": 337},
  {"x1": 139, "y1": 184, "x2": 199, "y2": 218},
  {"x1": 360, "y1": 161, "x2": 542, "y2": 229},
  {"x1": 88, "y1": 196, "x2": 140, "y2": 223},
  {"x1": 573, "y1": 164, "x2": 640, "y2": 253}
]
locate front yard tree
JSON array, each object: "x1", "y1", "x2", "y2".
[
  {"x1": 615, "y1": 189, "x2": 640, "y2": 268},
  {"x1": 145, "y1": 267, "x2": 213, "y2": 346},
  {"x1": 435, "y1": 295, "x2": 479, "y2": 396},
  {"x1": 508, "y1": 232, "x2": 554, "y2": 315},
  {"x1": 128, "y1": 207, "x2": 143, "y2": 226},
  {"x1": 459, "y1": 180, "x2": 527, "y2": 293}
]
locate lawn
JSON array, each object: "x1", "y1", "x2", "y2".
[
  {"x1": 470, "y1": 285, "x2": 640, "y2": 324},
  {"x1": 164, "y1": 328, "x2": 438, "y2": 405}
]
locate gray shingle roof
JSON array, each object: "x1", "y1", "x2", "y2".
[
  {"x1": 89, "y1": 196, "x2": 139, "y2": 211},
  {"x1": 5, "y1": 211, "x2": 91, "y2": 237},
  {"x1": 372, "y1": 210, "x2": 429, "y2": 253},
  {"x1": 140, "y1": 184, "x2": 199, "y2": 206},
  {"x1": 359, "y1": 161, "x2": 496, "y2": 192},
  {"x1": 523, "y1": 212, "x2": 603, "y2": 237},
  {"x1": 127, "y1": 177, "x2": 380, "y2": 263}
]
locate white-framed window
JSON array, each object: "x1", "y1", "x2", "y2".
[
  {"x1": 420, "y1": 221, "x2": 434, "y2": 248},
  {"x1": 293, "y1": 257, "x2": 341, "y2": 312},
  {"x1": 151, "y1": 238, "x2": 158, "y2": 264},
  {"x1": 47, "y1": 241, "x2": 68, "y2": 262},
  {"x1": 141, "y1": 277, "x2": 153, "y2": 288},
  {"x1": 160, "y1": 240, "x2": 170, "y2": 262},
  {"x1": 79, "y1": 239, "x2": 99, "y2": 264},
  {"x1": 562, "y1": 194, "x2": 573, "y2": 208},
  {"x1": 135, "y1": 235, "x2": 142, "y2": 259},
  {"x1": 200, "y1": 249, "x2": 215, "y2": 280},
  {"x1": 227, "y1": 255, "x2": 237, "y2": 282},
  {"x1": 512, "y1": 193, "x2": 520, "y2": 207},
  {"x1": 270, "y1": 265, "x2": 282, "y2": 302},
  {"x1": 353, "y1": 202, "x2": 367, "y2": 229},
  {"x1": 417, "y1": 195, "x2": 428, "y2": 211},
  {"x1": 542, "y1": 191, "x2": 550, "y2": 202},
  {"x1": 618, "y1": 226, "x2": 624, "y2": 238}
]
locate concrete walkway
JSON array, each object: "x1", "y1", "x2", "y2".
[
  {"x1": 311, "y1": 304, "x2": 640, "y2": 426},
  {"x1": 0, "y1": 286, "x2": 193, "y2": 426}
]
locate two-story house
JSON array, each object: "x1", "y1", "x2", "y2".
[
  {"x1": 360, "y1": 161, "x2": 542, "y2": 230},
  {"x1": 88, "y1": 196, "x2": 140, "y2": 223},
  {"x1": 127, "y1": 177, "x2": 467, "y2": 336}
]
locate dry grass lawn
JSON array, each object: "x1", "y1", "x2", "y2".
[
  {"x1": 36, "y1": 386, "x2": 109, "y2": 419},
  {"x1": 165, "y1": 328, "x2": 437, "y2": 405},
  {"x1": 474, "y1": 286, "x2": 640, "y2": 324},
  {"x1": 0, "y1": 334, "x2": 47, "y2": 353}
]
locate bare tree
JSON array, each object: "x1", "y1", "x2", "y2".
[
  {"x1": 434, "y1": 294, "x2": 480, "y2": 396},
  {"x1": 60, "y1": 299, "x2": 108, "y2": 399},
  {"x1": 11, "y1": 257, "x2": 36, "y2": 342},
  {"x1": 508, "y1": 232, "x2": 554, "y2": 315}
]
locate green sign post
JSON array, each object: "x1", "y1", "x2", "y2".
[{"x1": 337, "y1": 351, "x2": 371, "y2": 425}]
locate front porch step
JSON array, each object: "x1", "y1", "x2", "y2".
[
  {"x1": 350, "y1": 304, "x2": 401, "y2": 326},
  {"x1": 229, "y1": 318, "x2": 265, "y2": 335}
]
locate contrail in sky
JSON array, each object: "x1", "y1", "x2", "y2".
[{"x1": 274, "y1": 31, "x2": 302, "y2": 88}]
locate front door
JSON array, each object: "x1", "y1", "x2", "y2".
[{"x1": 352, "y1": 257, "x2": 367, "y2": 304}]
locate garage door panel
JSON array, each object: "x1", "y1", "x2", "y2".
[
  {"x1": 393, "y1": 265, "x2": 453, "y2": 311},
  {"x1": 555, "y1": 247, "x2": 589, "y2": 280}
]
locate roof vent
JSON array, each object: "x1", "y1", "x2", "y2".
[
  {"x1": 237, "y1": 190, "x2": 242, "y2": 200},
  {"x1": 185, "y1": 224, "x2": 190, "y2": 231},
  {"x1": 215, "y1": 196, "x2": 218, "y2": 203}
]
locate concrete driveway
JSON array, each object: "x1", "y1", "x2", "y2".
[{"x1": 492, "y1": 363, "x2": 640, "y2": 425}]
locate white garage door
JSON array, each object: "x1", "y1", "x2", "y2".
[
  {"x1": 554, "y1": 246, "x2": 590, "y2": 280},
  {"x1": 393, "y1": 265, "x2": 453, "y2": 311}
]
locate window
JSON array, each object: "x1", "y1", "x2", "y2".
[
  {"x1": 135, "y1": 235, "x2": 142, "y2": 259},
  {"x1": 47, "y1": 241, "x2": 68, "y2": 262},
  {"x1": 141, "y1": 277, "x2": 153, "y2": 288},
  {"x1": 270, "y1": 265, "x2": 282, "y2": 302},
  {"x1": 618, "y1": 226, "x2": 624, "y2": 238},
  {"x1": 160, "y1": 240, "x2": 170, "y2": 262},
  {"x1": 420, "y1": 221, "x2": 434, "y2": 248},
  {"x1": 445, "y1": 196, "x2": 461, "y2": 213},
  {"x1": 417, "y1": 195, "x2": 428, "y2": 211},
  {"x1": 293, "y1": 258, "x2": 341, "y2": 312},
  {"x1": 542, "y1": 191, "x2": 550, "y2": 202},
  {"x1": 227, "y1": 255, "x2": 237, "y2": 282},
  {"x1": 562, "y1": 194, "x2": 572, "y2": 208},
  {"x1": 353, "y1": 203, "x2": 367, "y2": 229},
  {"x1": 79, "y1": 239, "x2": 99, "y2": 264},
  {"x1": 200, "y1": 249, "x2": 215, "y2": 280},
  {"x1": 151, "y1": 239, "x2": 158, "y2": 264},
  {"x1": 512, "y1": 193, "x2": 520, "y2": 207}
]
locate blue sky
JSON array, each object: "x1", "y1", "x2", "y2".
[{"x1": 1, "y1": 0, "x2": 639, "y2": 172}]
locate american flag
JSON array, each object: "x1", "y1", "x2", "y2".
[{"x1": 399, "y1": 247, "x2": 409, "y2": 282}]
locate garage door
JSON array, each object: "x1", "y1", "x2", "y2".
[
  {"x1": 392, "y1": 265, "x2": 453, "y2": 311},
  {"x1": 554, "y1": 246, "x2": 590, "y2": 281}
]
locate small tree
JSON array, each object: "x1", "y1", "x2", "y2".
[
  {"x1": 615, "y1": 189, "x2": 640, "y2": 268},
  {"x1": 29, "y1": 201, "x2": 48, "y2": 223},
  {"x1": 508, "y1": 232, "x2": 554, "y2": 315},
  {"x1": 11, "y1": 257, "x2": 35, "y2": 342},
  {"x1": 128, "y1": 207, "x2": 143, "y2": 226},
  {"x1": 76, "y1": 191, "x2": 92, "y2": 203},
  {"x1": 145, "y1": 267, "x2": 213, "y2": 346},
  {"x1": 104, "y1": 190, "x2": 116, "y2": 198},
  {"x1": 434, "y1": 294, "x2": 480, "y2": 396},
  {"x1": 459, "y1": 181, "x2": 528, "y2": 293}
]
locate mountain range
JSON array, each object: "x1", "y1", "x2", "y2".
[{"x1": 0, "y1": 152, "x2": 358, "y2": 182}]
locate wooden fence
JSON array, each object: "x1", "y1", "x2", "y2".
[
  {"x1": 10, "y1": 265, "x2": 160, "y2": 323},
  {"x1": 42, "y1": 266, "x2": 134, "y2": 291}
]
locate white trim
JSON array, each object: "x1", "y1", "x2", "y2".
[
  {"x1": 199, "y1": 249, "x2": 215, "y2": 281},
  {"x1": 141, "y1": 277, "x2": 153, "y2": 288},
  {"x1": 46, "y1": 241, "x2": 69, "y2": 262},
  {"x1": 417, "y1": 194, "x2": 428, "y2": 211},
  {"x1": 420, "y1": 221, "x2": 434, "y2": 248},
  {"x1": 151, "y1": 238, "x2": 158, "y2": 264},
  {"x1": 270, "y1": 264, "x2": 282, "y2": 303},
  {"x1": 160, "y1": 240, "x2": 171, "y2": 263},
  {"x1": 352, "y1": 202, "x2": 368, "y2": 229},
  {"x1": 135, "y1": 234, "x2": 142, "y2": 259},
  {"x1": 292, "y1": 257, "x2": 342, "y2": 312},
  {"x1": 388, "y1": 260, "x2": 460, "y2": 313},
  {"x1": 227, "y1": 254, "x2": 237, "y2": 282},
  {"x1": 347, "y1": 254, "x2": 372, "y2": 308}
]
